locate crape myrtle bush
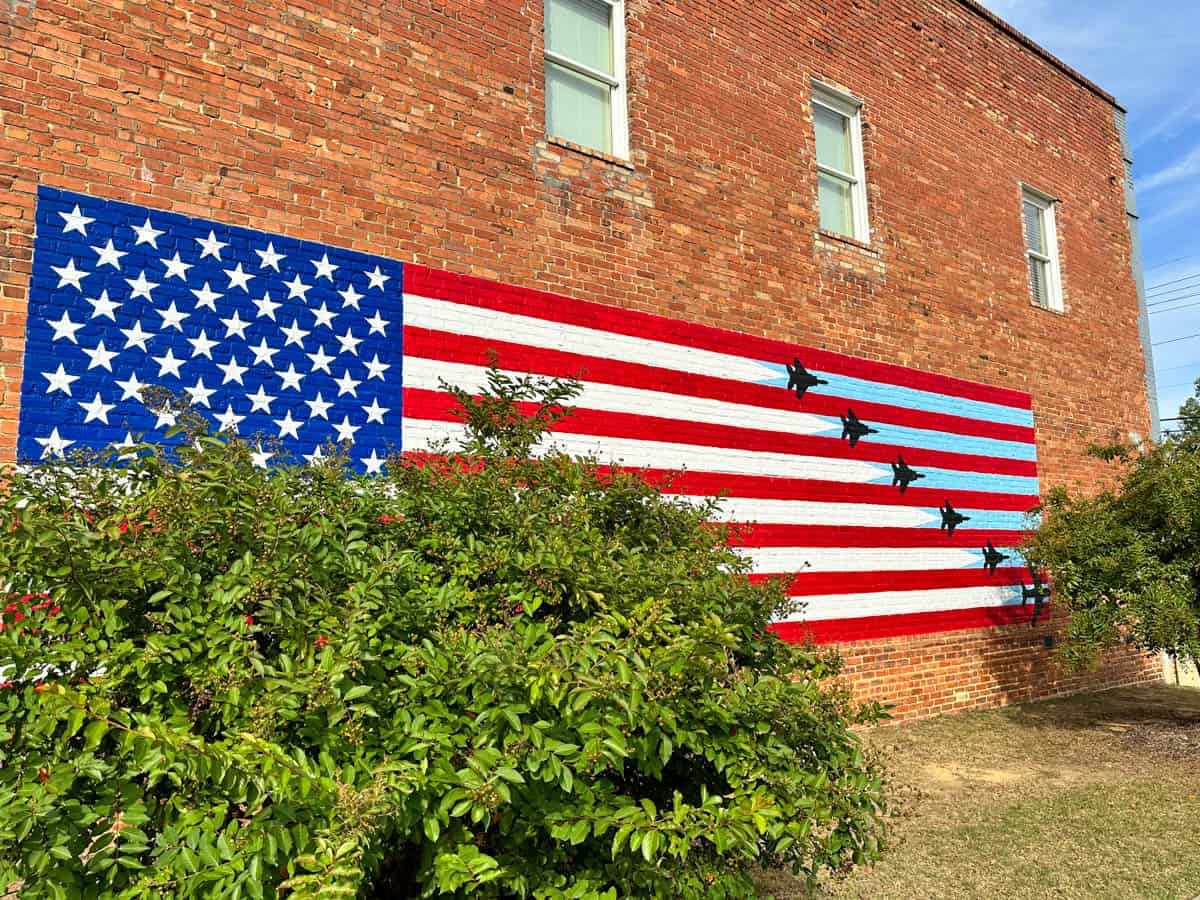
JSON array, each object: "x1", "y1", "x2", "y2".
[{"x1": 0, "y1": 370, "x2": 888, "y2": 898}]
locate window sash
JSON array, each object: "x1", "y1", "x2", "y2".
[
  {"x1": 1021, "y1": 187, "x2": 1062, "y2": 311},
  {"x1": 812, "y1": 84, "x2": 869, "y2": 241}
]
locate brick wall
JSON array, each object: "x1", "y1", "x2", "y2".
[{"x1": 0, "y1": 0, "x2": 1161, "y2": 717}]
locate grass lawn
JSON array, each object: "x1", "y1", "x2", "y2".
[{"x1": 760, "y1": 685, "x2": 1200, "y2": 900}]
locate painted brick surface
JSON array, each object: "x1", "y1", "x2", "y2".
[{"x1": 0, "y1": 0, "x2": 1160, "y2": 716}]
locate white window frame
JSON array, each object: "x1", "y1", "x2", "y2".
[
  {"x1": 543, "y1": 0, "x2": 629, "y2": 160},
  {"x1": 812, "y1": 82, "x2": 870, "y2": 242},
  {"x1": 1021, "y1": 185, "x2": 1064, "y2": 312}
]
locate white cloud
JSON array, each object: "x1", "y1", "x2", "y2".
[{"x1": 1139, "y1": 144, "x2": 1200, "y2": 194}]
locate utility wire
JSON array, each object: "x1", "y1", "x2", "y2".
[
  {"x1": 1153, "y1": 331, "x2": 1200, "y2": 347},
  {"x1": 1154, "y1": 361, "x2": 1200, "y2": 374},
  {"x1": 1148, "y1": 271, "x2": 1200, "y2": 294},
  {"x1": 1150, "y1": 299, "x2": 1200, "y2": 315},
  {"x1": 1148, "y1": 283, "x2": 1200, "y2": 304},
  {"x1": 1148, "y1": 289, "x2": 1200, "y2": 308},
  {"x1": 1147, "y1": 253, "x2": 1200, "y2": 273}
]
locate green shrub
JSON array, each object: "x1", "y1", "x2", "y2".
[{"x1": 0, "y1": 370, "x2": 888, "y2": 898}]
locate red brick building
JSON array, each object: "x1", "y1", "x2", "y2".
[{"x1": 0, "y1": 0, "x2": 1160, "y2": 717}]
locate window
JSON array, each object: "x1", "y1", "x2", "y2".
[
  {"x1": 812, "y1": 84, "x2": 869, "y2": 241},
  {"x1": 1022, "y1": 187, "x2": 1064, "y2": 311},
  {"x1": 544, "y1": 0, "x2": 628, "y2": 158}
]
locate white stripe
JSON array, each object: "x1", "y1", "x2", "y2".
[
  {"x1": 404, "y1": 293, "x2": 783, "y2": 386},
  {"x1": 707, "y1": 496, "x2": 938, "y2": 528},
  {"x1": 405, "y1": 356, "x2": 834, "y2": 437},
  {"x1": 776, "y1": 585, "x2": 1022, "y2": 621},
  {"x1": 741, "y1": 546, "x2": 984, "y2": 574},
  {"x1": 402, "y1": 418, "x2": 891, "y2": 485}
]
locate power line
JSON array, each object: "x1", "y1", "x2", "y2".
[
  {"x1": 1148, "y1": 271, "x2": 1200, "y2": 294},
  {"x1": 1150, "y1": 299, "x2": 1200, "y2": 315},
  {"x1": 1154, "y1": 361, "x2": 1200, "y2": 374},
  {"x1": 1147, "y1": 253, "x2": 1200, "y2": 273},
  {"x1": 1148, "y1": 289, "x2": 1200, "y2": 308},
  {"x1": 1148, "y1": 283, "x2": 1200, "y2": 304},
  {"x1": 1153, "y1": 331, "x2": 1200, "y2": 347}
]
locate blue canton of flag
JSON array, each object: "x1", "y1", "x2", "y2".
[{"x1": 19, "y1": 187, "x2": 404, "y2": 472}]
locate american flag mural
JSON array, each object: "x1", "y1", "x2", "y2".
[{"x1": 21, "y1": 187, "x2": 1042, "y2": 644}]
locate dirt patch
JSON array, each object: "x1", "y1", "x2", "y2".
[{"x1": 1121, "y1": 719, "x2": 1200, "y2": 762}]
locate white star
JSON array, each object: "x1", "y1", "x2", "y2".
[
  {"x1": 153, "y1": 405, "x2": 178, "y2": 430},
  {"x1": 36, "y1": 427, "x2": 74, "y2": 459},
  {"x1": 332, "y1": 416, "x2": 360, "y2": 444},
  {"x1": 336, "y1": 328, "x2": 362, "y2": 356},
  {"x1": 311, "y1": 302, "x2": 337, "y2": 329},
  {"x1": 306, "y1": 346, "x2": 334, "y2": 374},
  {"x1": 365, "y1": 310, "x2": 388, "y2": 335},
  {"x1": 337, "y1": 283, "x2": 363, "y2": 310},
  {"x1": 365, "y1": 266, "x2": 390, "y2": 290},
  {"x1": 131, "y1": 217, "x2": 164, "y2": 247},
  {"x1": 155, "y1": 300, "x2": 189, "y2": 332},
  {"x1": 303, "y1": 392, "x2": 332, "y2": 420},
  {"x1": 360, "y1": 449, "x2": 386, "y2": 474},
  {"x1": 274, "y1": 410, "x2": 302, "y2": 439},
  {"x1": 125, "y1": 270, "x2": 158, "y2": 301},
  {"x1": 276, "y1": 363, "x2": 305, "y2": 392},
  {"x1": 52, "y1": 259, "x2": 87, "y2": 291},
  {"x1": 187, "y1": 329, "x2": 219, "y2": 359},
  {"x1": 48, "y1": 310, "x2": 84, "y2": 343},
  {"x1": 58, "y1": 205, "x2": 95, "y2": 235},
  {"x1": 255, "y1": 242, "x2": 285, "y2": 271},
  {"x1": 78, "y1": 392, "x2": 115, "y2": 425},
  {"x1": 114, "y1": 432, "x2": 137, "y2": 460},
  {"x1": 249, "y1": 338, "x2": 278, "y2": 367},
  {"x1": 246, "y1": 384, "x2": 276, "y2": 413},
  {"x1": 196, "y1": 231, "x2": 228, "y2": 260},
  {"x1": 312, "y1": 253, "x2": 338, "y2": 281},
  {"x1": 364, "y1": 354, "x2": 390, "y2": 380},
  {"x1": 191, "y1": 282, "x2": 223, "y2": 311},
  {"x1": 224, "y1": 262, "x2": 254, "y2": 292},
  {"x1": 284, "y1": 274, "x2": 311, "y2": 301},
  {"x1": 213, "y1": 404, "x2": 245, "y2": 434},
  {"x1": 86, "y1": 289, "x2": 120, "y2": 320},
  {"x1": 253, "y1": 292, "x2": 281, "y2": 321},
  {"x1": 120, "y1": 320, "x2": 154, "y2": 352},
  {"x1": 160, "y1": 252, "x2": 192, "y2": 281},
  {"x1": 251, "y1": 445, "x2": 274, "y2": 468},
  {"x1": 280, "y1": 319, "x2": 310, "y2": 347},
  {"x1": 42, "y1": 364, "x2": 79, "y2": 396},
  {"x1": 185, "y1": 377, "x2": 216, "y2": 408},
  {"x1": 217, "y1": 354, "x2": 248, "y2": 385},
  {"x1": 361, "y1": 397, "x2": 389, "y2": 424},
  {"x1": 220, "y1": 311, "x2": 251, "y2": 341},
  {"x1": 82, "y1": 339, "x2": 117, "y2": 371},
  {"x1": 153, "y1": 348, "x2": 186, "y2": 379},
  {"x1": 91, "y1": 239, "x2": 127, "y2": 270},
  {"x1": 303, "y1": 445, "x2": 326, "y2": 465},
  {"x1": 334, "y1": 369, "x2": 361, "y2": 397},
  {"x1": 115, "y1": 371, "x2": 147, "y2": 402}
]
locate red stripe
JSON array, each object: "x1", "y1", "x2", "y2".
[
  {"x1": 730, "y1": 524, "x2": 1029, "y2": 549},
  {"x1": 751, "y1": 566, "x2": 1028, "y2": 596},
  {"x1": 403, "y1": 327, "x2": 1037, "y2": 444},
  {"x1": 771, "y1": 604, "x2": 1041, "y2": 644},
  {"x1": 643, "y1": 468, "x2": 1038, "y2": 512},
  {"x1": 404, "y1": 265, "x2": 1034, "y2": 410},
  {"x1": 403, "y1": 388, "x2": 1038, "y2": 478}
]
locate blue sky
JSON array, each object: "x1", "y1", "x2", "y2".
[{"x1": 981, "y1": 0, "x2": 1200, "y2": 431}]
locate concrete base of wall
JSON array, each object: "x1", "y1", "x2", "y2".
[{"x1": 1162, "y1": 652, "x2": 1200, "y2": 689}]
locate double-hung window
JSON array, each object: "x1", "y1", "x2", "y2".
[
  {"x1": 544, "y1": 0, "x2": 628, "y2": 158},
  {"x1": 812, "y1": 84, "x2": 869, "y2": 241},
  {"x1": 1022, "y1": 187, "x2": 1064, "y2": 311}
]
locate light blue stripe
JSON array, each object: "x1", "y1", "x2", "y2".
[
  {"x1": 869, "y1": 466, "x2": 1040, "y2": 497},
  {"x1": 761, "y1": 365, "x2": 1035, "y2": 428},
  {"x1": 917, "y1": 509, "x2": 1041, "y2": 531},
  {"x1": 811, "y1": 416, "x2": 1037, "y2": 461}
]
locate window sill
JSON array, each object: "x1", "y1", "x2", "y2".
[
  {"x1": 545, "y1": 135, "x2": 635, "y2": 171},
  {"x1": 1031, "y1": 300, "x2": 1067, "y2": 315},
  {"x1": 815, "y1": 228, "x2": 879, "y2": 257}
]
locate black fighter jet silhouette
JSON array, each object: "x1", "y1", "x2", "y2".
[
  {"x1": 891, "y1": 456, "x2": 925, "y2": 493},
  {"x1": 840, "y1": 408, "x2": 879, "y2": 448},
  {"x1": 785, "y1": 357, "x2": 828, "y2": 399},
  {"x1": 1022, "y1": 569, "x2": 1050, "y2": 627},
  {"x1": 981, "y1": 540, "x2": 1010, "y2": 575},
  {"x1": 939, "y1": 501, "x2": 970, "y2": 536}
]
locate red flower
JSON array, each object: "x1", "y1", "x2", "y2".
[
  {"x1": 244, "y1": 615, "x2": 254, "y2": 625},
  {"x1": 515, "y1": 604, "x2": 525, "y2": 614},
  {"x1": 315, "y1": 636, "x2": 329, "y2": 648}
]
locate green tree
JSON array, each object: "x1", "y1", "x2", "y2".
[
  {"x1": 1173, "y1": 377, "x2": 1200, "y2": 439},
  {"x1": 1024, "y1": 433, "x2": 1200, "y2": 671},
  {"x1": 0, "y1": 370, "x2": 888, "y2": 898}
]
